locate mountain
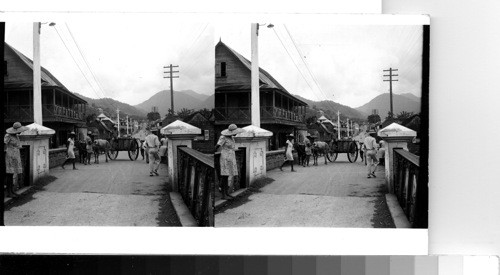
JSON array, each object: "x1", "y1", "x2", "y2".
[
  {"x1": 355, "y1": 93, "x2": 421, "y2": 118},
  {"x1": 135, "y1": 90, "x2": 214, "y2": 115},
  {"x1": 293, "y1": 95, "x2": 366, "y2": 120},
  {"x1": 75, "y1": 93, "x2": 147, "y2": 120}
]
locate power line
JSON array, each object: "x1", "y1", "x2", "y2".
[
  {"x1": 64, "y1": 23, "x2": 118, "y2": 111},
  {"x1": 53, "y1": 26, "x2": 105, "y2": 104},
  {"x1": 271, "y1": 27, "x2": 319, "y2": 101}
]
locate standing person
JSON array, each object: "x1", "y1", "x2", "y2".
[
  {"x1": 144, "y1": 128, "x2": 160, "y2": 176},
  {"x1": 159, "y1": 135, "x2": 168, "y2": 164},
  {"x1": 4, "y1": 122, "x2": 29, "y2": 197},
  {"x1": 61, "y1": 132, "x2": 78, "y2": 170},
  {"x1": 364, "y1": 130, "x2": 379, "y2": 178},
  {"x1": 304, "y1": 133, "x2": 313, "y2": 167},
  {"x1": 280, "y1": 134, "x2": 296, "y2": 172},
  {"x1": 85, "y1": 131, "x2": 94, "y2": 165},
  {"x1": 377, "y1": 140, "x2": 386, "y2": 166},
  {"x1": 215, "y1": 124, "x2": 243, "y2": 200}
]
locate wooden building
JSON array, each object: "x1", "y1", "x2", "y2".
[
  {"x1": 3, "y1": 43, "x2": 87, "y2": 148},
  {"x1": 215, "y1": 41, "x2": 308, "y2": 150}
]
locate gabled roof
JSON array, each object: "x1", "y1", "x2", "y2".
[
  {"x1": 4, "y1": 42, "x2": 86, "y2": 103},
  {"x1": 216, "y1": 41, "x2": 307, "y2": 106}
]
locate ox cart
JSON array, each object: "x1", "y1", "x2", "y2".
[
  {"x1": 328, "y1": 140, "x2": 358, "y2": 163},
  {"x1": 107, "y1": 137, "x2": 141, "y2": 161}
]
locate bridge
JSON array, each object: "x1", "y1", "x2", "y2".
[{"x1": 215, "y1": 154, "x2": 393, "y2": 227}]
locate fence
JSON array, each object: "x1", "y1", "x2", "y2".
[
  {"x1": 177, "y1": 146, "x2": 214, "y2": 226},
  {"x1": 393, "y1": 148, "x2": 428, "y2": 228}
]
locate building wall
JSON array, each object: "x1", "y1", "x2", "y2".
[
  {"x1": 215, "y1": 44, "x2": 252, "y2": 87},
  {"x1": 49, "y1": 148, "x2": 81, "y2": 168}
]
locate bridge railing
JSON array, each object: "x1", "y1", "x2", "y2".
[
  {"x1": 393, "y1": 148, "x2": 427, "y2": 228},
  {"x1": 177, "y1": 146, "x2": 214, "y2": 226}
]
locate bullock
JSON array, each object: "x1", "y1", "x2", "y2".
[
  {"x1": 92, "y1": 139, "x2": 112, "y2": 164},
  {"x1": 293, "y1": 143, "x2": 307, "y2": 167},
  {"x1": 75, "y1": 141, "x2": 87, "y2": 164},
  {"x1": 311, "y1": 141, "x2": 332, "y2": 165}
]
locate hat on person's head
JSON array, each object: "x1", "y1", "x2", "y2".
[
  {"x1": 88, "y1": 131, "x2": 93, "y2": 135},
  {"x1": 6, "y1": 122, "x2": 29, "y2": 134},
  {"x1": 69, "y1": 131, "x2": 76, "y2": 136},
  {"x1": 221, "y1": 124, "x2": 244, "y2": 136}
]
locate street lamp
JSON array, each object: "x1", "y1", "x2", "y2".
[{"x1": 251, "y1": 23, "x2": 274, "y2": 127}]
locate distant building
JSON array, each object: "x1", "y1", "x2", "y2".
[
  {"x1": 215, "y1": 41, "x2": 308, "y2": 150},
  {"x1": 182, "y1": 110, "x2": 215, "y2": 154},
  {"x1": 3, "y1": 43, "x2": 87, "y2": 148}
]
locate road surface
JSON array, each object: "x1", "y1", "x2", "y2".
[{"x1": 4, "y1": 153, "x2": 180, "y2": 226}]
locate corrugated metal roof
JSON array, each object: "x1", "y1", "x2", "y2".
[
  {"x1": 4, "y1": 42, "x2": 87, "y2": 103},
  {"x1": 216, "y1": 41, "x2": 307, "y2": 106}
]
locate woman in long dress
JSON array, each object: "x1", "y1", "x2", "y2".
[
  {"x1": 280, "y1": 134, "x2": 296, "y2": 172},
  {"x1": 4, "y1": 122, "x2": 29, "y2": 197},
  {"x1": 61, "y1": 132, "x2": 77, "y2": 170},
  {"x1": 215, "y1": 124, "x2": 243, "y2": 200}
]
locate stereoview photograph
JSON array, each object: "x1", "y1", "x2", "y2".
[
  {"x1": 214, "y1": 20, "x2": 429, "y2": 228},
  {"x1": 1, "y1": 21, "x2": 215, "y2": 226}
]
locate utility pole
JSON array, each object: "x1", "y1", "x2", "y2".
[
  {"x1": 251, "y1": 23, "x2": 261, "y2": 127},
  {"x1": 163, "y1": 64, "x2": 179, "y2": 116},
  {"x1": 383, "y1": 68, "x2": 398, "y2": 117},
  {"x1": 33, "y1": 22, "x2": 42, "y2": 125},
  {"x1": 126, "y1": 115, "x2": 129, "y2": 136},
  {"x1": 347, "y1": 118, "x2": 350, "y2": 137},
  {"x1": 116, "y1": 108, "x2": 120, "y2": 137},
  {"x1": 337, "y1": 110, "x2": 341, "y2": 140}
]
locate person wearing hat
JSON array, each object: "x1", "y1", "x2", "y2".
[
  {"x1": 215, "y1": 124, "x2": 243, "y2": 199},
  {"x1": 280, "y1": 133, "x2": 296, "y2": 172},
  {"x1": 61, "y1": 131, "x2": 78, "y2": 170},
  {"x1": 364, "y1": 129, "x2": 379, "y2": 178},
  {"x1": 84, "y1": 131, "x2": 94, "y2": 165},
  {"x1": 304, "y1": 133, "x2": 314, "y2": 167},
  {"x1": 4, "y1": 122, "x2": 29, "y2": 197}
]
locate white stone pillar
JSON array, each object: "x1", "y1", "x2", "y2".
[
  {"x1": 234, "y1": 125, "x2": 273, "y2": 187},
  {"x1": 378, "y1": 123, "x2": 417, "y2": 193},
  {"x1": 251, "y1": 23, "x2": 261, "y2": 127},
  {"x1": 161, "y1": 120, "x2": 201, "y2": 191},
  {"x1": 19, "y1": 123, "x2": 55, "y2": 185}
]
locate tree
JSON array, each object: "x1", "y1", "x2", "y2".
[
  {"x1": 367, "y1": 114, "x2": 381, "y2": 124},
  {"x1": 177, "y1": 108, "x2": 193, "y2": 120},
  {"x1": 396, "y1": 111, "x2": 414, "y2": 122},
  {"x1": 385, "y1": 111, "x2": 394, "y2": 121},
  {"x1": 306, "y1": 115, "x2": 317, "y2": 125},
  {"x1": 147, "y1": 111, "x2": 161, "y2": 121}
]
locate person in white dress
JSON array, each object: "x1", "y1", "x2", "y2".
[{"x1": 280, "y1": 134, "x2": 296, "y2": 172}]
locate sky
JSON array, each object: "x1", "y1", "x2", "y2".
[
  {"x1": 5, "y1": 20, "x2": 215, "y2": 106},
  {"x1": 214, "y1": 23, "x2": 423, "y2": 108}
]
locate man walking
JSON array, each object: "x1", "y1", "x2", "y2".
[
  {"x1": 364, "y1": 129, "x2": 379, "y2": 178},
  {"x1": 144, "y1": 128, "x2": 161, "y2": 176}
]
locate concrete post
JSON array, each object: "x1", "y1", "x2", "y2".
[
  {"x1": 378, "y1": 123, "x2": 416, "y2": 193},
  {"x1": 19, "y1": 123, "x2": 55, "y2": 186},
  {"x1": 251, "y1": 23, "x2": 261, "y2": 127},
  {"x1": 234, "y1": 125, "x2": 273, "y2": 187},
  {"x1": 161, "y1": 120, "x2": 201, "y2": 191}
]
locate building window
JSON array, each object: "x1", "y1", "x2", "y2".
[
  {"x1": 215, "y1": 62, "x2": 227, "y2": 78},
  {"x1": 221, "y1": 62, "x2": 226, "y2": 77},
  {"x1": 204, "y1": 130, "x2": 210, "y2": 140}
]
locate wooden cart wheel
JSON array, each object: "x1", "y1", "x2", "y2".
[
  {"x1": 347, "y1": 142, "x2": 358, "y2": 163},
  {"x1": 329, "y1": 152, "x2": 338, "y2": 162},
  {"x1": 107, "y1": 148, "x2": 118, "y2": 160},
  {"x1": 128, "y1": 140, "x2": 140, "y2": 161}
]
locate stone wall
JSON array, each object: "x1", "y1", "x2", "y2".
[
  {"x1": 49, "y1": 148, "x2": 80, "y2": 169},
  {"x1": 266, "y1": 149, "x2": 298, "y2": 171}
]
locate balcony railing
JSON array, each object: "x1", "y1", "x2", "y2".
[
  {"x1": 215, "y1": 106, "x2": 305, "y2": 123},
  {"x1": 4, "y1": 104, "x2": 84, "y2": 121},
  {"x1": 393, "y1": 148, "x2": 427, "y2": 228},
  {"x1": 177, "y1": 146, "x2": 214, "y2": 226}
]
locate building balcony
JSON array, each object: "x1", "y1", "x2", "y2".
[
  {"x1": 214, "y1": 106, "x2": 305, "y2": 125},
  {"x1": 4, "y1": 104, "x2": 85, "y2": 123}
]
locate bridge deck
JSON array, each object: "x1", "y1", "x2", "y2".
[
  {"x1": 215, "y1": 154, "x2": 394, "y2": 228},
  {"x1": 4, "y1": 154, "x2": 180, "y2": 226}
]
